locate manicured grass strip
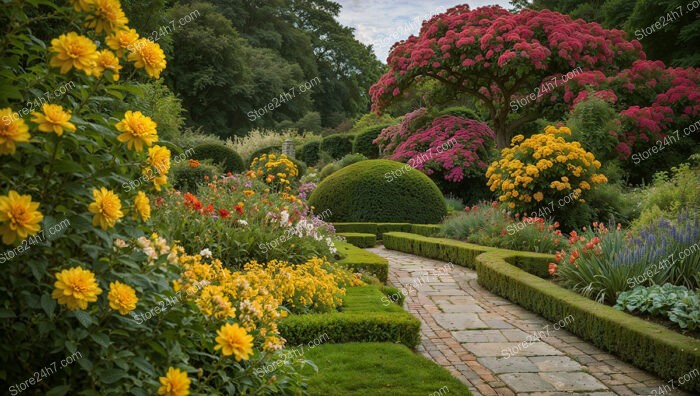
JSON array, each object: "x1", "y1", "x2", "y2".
[
  {"x1": 279, "y1": 286, "x2": 420, "y2": 348},
  {"x1": 303, "y1": 343, "x2": 473, "y2": 396},
  {"x1": 335, "y1": 241, "x2": 388, "y2": 283},
  {"x1": 337, "y1": 232, "x2": 376, "y2": 248},
  {"x1": 382, "y1": 232, "x2": 700, "y2": 392}
]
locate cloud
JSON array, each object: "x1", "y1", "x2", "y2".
[{"x1": 336, "y1": 1, "x2": 512, "y2": 62}]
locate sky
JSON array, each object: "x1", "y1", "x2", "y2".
[{"x1": 336, "y1": 0, "x2": 512, "y2": 62}]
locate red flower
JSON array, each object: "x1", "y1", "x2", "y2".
[
  {"x1": 233, "y1": 203, "x2": 244, "y2": 215},
  {"x1": 203, "y1": 204, "x2": 214, "y2": 214},
  {"x1": 492, "y1": 201, "x2": 498, "y2": 207},
  {"x1": 548, "y1": 263, "x2": 558, "y2": 276},
  {"x1": 501, "y1": 229, "x2": 507, "y2": 235},
  {"x1": 154, "y1": 196, "x2": 164, "y2": 207},
  {"x1": 464, "y1": 206, "x2": 470, "y2": 211},
  {"x1": 218, "y1": 209, "x2": 230, "y2": 218}
]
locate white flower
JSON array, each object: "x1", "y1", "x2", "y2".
[
  {"x1": 199, "y1": 248, "x2": 213, "y2": 258},
  {"x1": 136, "y1": 236, "x2": 150, "y2": 249},
  {"x1": 114, "y1": 239, "x2": 127, "y2": 249},
  {"x1": 167, "y1": 251, "x2": 179, "y2": 265},
  {"x1": 143, "y1": 246, "x2": 158, "y2": 260},
  {"x1": 279, "y1": 210, "x2": 290, "y2": 226},
  {"x1": 237, "y1": 220, "x2": 248, "y2": 226}
]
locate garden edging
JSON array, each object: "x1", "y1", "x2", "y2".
[{"x1": 382, "y1": 232, "x2": 700, "y2": 392}]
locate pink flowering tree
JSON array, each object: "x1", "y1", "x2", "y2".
[
  {"x1": 370, "y1": 5, "x2": 645, "y2": 148},
  {"x1": 558, "y1": 60, "x2": 700, "y2": 158},
  {"x1": 374, "y1": 108, "x2": 496, "y2": 201}
]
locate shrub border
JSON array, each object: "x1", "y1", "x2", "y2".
[
  {"x1": 335, "y1": 241, "x2": 388, "y2": 283},
  {"x1": 382, "y1": 232, "x2": 700, "y2": 392},
  {"x1": 336, "y1": 232, "x2": 377, "y2": 248},
  {"x1": 279, "y1": 286, "x2": 420, "y2": 348}
]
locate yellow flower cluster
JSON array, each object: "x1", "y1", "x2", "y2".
[
  {"x1": 486, "y1": 126, "x2": 607, "y2": 211},
  {"x1": 175, "y1": 253, "x2": 286, "y2": 352},
  {"x1": 250, "y1": 153, "x2": 298, "y2": 192},
  {"x1": 244, "y1": 257, "x2": 362, "y2": 313},
  {"x1": 51, "y1": 266, "x2": 140, "y2": 315},
  {"x1": 51, "y1": 1, "x2": 165, "y2": 79}
]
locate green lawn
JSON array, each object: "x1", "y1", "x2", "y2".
[{"x1": 303, "y1": 342, "x2": 472, "y2": 396}]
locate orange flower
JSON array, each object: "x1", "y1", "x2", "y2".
[{"x1": 548, "y1": 263, "x2": 558, "y2": 276}]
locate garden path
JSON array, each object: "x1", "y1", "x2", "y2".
[{"x1": 367, "y1": 246, "x2": 687, "y2": 396}]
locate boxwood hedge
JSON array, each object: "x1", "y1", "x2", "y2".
[
  {"x1": 353, "y1": 125, "x2": 389, "y2": 159},
  {"x1": 192, "y1": 143, "x2": 244, "y2": 173},
  {"x1": 320, "y1": 134, "x2": 354, "y2": 159}
]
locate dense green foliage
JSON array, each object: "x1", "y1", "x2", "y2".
[
  {"x1": 320, "y1": 134, "x2": 354, "y2": 159},
  {"x1": 337, "y1": 232, "x2": 377, "y2": 248},
  {"x1": 192, "y1": 143, "x2": 245, "y2": 173},
  {"x1": 309, "y1": 160, "x2": 447, "y2": 224},
  {"x1": 164, "y1": 0, "x2": 383, "y2": 137},
  {"x1": 352, "y1": 125, "x2": 388, "y2": 159},
  {"x1": 171, "y1": 161, "x2": 220, "y2": 193},
  {"x1": 335, "y1": 241, "x2": 388, "y2": 282},
  {"x1": 298, "y1": 140, "x2": 322, "y2": 166}
]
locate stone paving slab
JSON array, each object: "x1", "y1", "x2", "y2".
[{"x1": 367, "y1": 246, "x2": 689, "y2": 396}]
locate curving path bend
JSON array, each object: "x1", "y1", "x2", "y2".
[{"x1": 367, "y1": 246, "x2": 688, "y2": 396}]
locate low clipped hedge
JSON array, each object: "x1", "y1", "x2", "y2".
[
  {"x1": 410, "y1": 224, "x2": 441, "y2": 236},
  {"x1": 382, "y1": 232, "x2": 700, "y2": 392},
  {"x1": 309, "y1": 160, "x2": 447, "y2": 224},
  {"x1": 171, "y1": 162, "x2": 218, "y2": 193},
  {"x1": 335, "y1": 241, "x2": 388, "y2": 283},
  {"x1": 337, "y1": 232, "x2": 376, "y2": 248},
  {"x1": 279, "y1": 286, "x2": 421, "y2": 348},
  {"x1": 320, "y1": 134, "x2": 354, "y2": 159},
  {"x1": 333, "y1": 223, "x2": 415, "y2": 239},
  {"x1": 353, "y1": 125, "x2": 389, "y2": 159},
  {"x1": 192, "y1": 143, "x2": 244, "y2": 173},
  {"x1": 298, "y1": 141, "x2": 321, "y2": 166}
]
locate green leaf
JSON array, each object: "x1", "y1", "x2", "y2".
[
  {"x1": 90, "y1": 333, "x2": 110, "y2": 348},
  {"x1": 46, "y1": 385, "x2": 70, "y2": 396},
  {"x1": 41, "y1": 293, "x2": 56, "y2": 316},
  {"x1": 0, "y1": 309, "x2": 16, "y2": 318},
  {"x1": 98, "y1": 368, "x2": 127, "y2": 384},
  {"x1": 72, "y1": 310, "x2": 94, "y2": 328}
]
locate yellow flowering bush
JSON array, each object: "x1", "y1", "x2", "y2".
[
  {"x1": 486, "y1": 126, "x2": 608, "y2": 221},
  {"x1": 0, "y1": 2, "x2": 302, "y2": 395},
  {"x1": 250, "y1": 153, "x2": 299, "y2": 192}
]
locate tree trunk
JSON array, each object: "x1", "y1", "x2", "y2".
[{"x1": 493, "y1": 117, "x2": 511, "y2": 149}]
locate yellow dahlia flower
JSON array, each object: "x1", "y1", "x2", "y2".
[
  {"x1": 0, "y1": 108, "x2": 30, "y2": 155},
  {"x1": 70, "y1": 0, "x2": 94, "y2": 12},
  {"x1": 108, "y1": 281, "x2": 138, "y2": 315},
  {"x1": 128, "y1": 39, "x2": 166, "y2": 79},
  {"x1": 88, "y1": 187, "x2": 124, "y2": 229},
  {"x1": 106, "y1": 28, "x2": 139, "y2": 57},
  {"x1": 157, "y1": 367, "x2": 191, "y2": 396},
  {"x1": 147, "y1": 145, "x2": 171, "y2": 175},
  {"x1": 214, "y1": 322, "x2": 254, "y2": 361},
  {"x1": 93, "y1": 49, "x2": 122, "y2": 81},
  {"x1": 30, "y1": 104, "x2": 76, "y2": 136},
  {"x1": 49, "y1": 32, "x2": 98, "y2": 75},
  {"x1": 0, "y1": 191, "x2": 43, "y2": 245},
  {"x1": 115, "y1": 111, "x2": 158, "y2": 152},
  {"x1": 153, "y1": 174, "x2": 168, "y2": 191},
  {"x1": 52, "y1": 267, "x2": 102, "y2": 310},
  {"x1": 85, "y1": 0, "x2": 128, "y2": 34},
  {"x1": 133, "y1": 191, "x2": 151, "y2": 221}
]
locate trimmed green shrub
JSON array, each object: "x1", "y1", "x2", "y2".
[
  {"x1": 320, "y1": 134, "x2": 354, "y2": 159},
  {"x1": 381, "y1": 286, "x2": 406, "y2": 306},
  {"x1": 192, "y1": 143, "x2": 244, "y2": 173},
  {"x1": 376, "y1": 223, "x2": 412, "y2": 238},
  {"x1": 337, "y1": 232, "x2": 376, "y2": 248},
  {"x1": 353, "y1": 125, "x2": 388, "y2": 158},
  {"x1": 309, "y1": 160, "x2": 447, "y2": 224},
  {"x1": 319, "y1": 163, "x2": 339, "y2": 180},
  {"x1": 171, "y1": 161, "x2": 219, "y2": 193},
  {"x1": 335, "y1": 241, "x2": 388, "y2": 283},
  {"x1": 410, "y1": 224, "x2": 441, "y2": 236},
  {"x1": 382, "y1": 232, "x2": 700, "y2": 392},
  {"x1": 333, "y1": 223, "x2": 378, "y2": 235},
  {"x1": 279, "y1": 286, "x2": 420, "y2": 348},
  {"x1": 299, "y1": 140, "x2": 321, "y2": 166}
]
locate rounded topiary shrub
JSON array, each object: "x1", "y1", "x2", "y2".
[
  {"x1": 192, "y1": 143, "x2": 244, "y2": 173},
  {"x1": 308, "y1": 159, "x2": 447, "y2": 223},
  {"x1": 353, "y1": 125, "x2": 390, "y2": 159},
  {"x1": 298, "y1": 141, "x2": 321, "y2": 166},
  {"x1": 320, "y1": 134, "x2": 354, "y2": 159},
  {"x1": 172, "y1": 162, "x2": 218, "y2": 193}
]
